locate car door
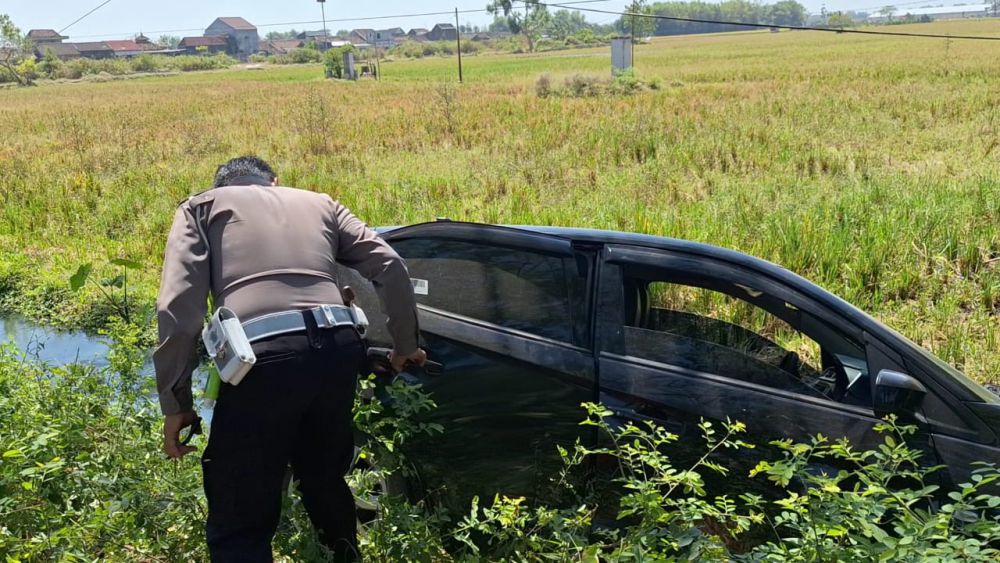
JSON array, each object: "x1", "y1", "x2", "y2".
[
  {"x1": 592, "y1": 244, "x2": 934, "y2": 494},
  {"x1": 337, "y1": 222, "x2": 597, "y2": 510}
]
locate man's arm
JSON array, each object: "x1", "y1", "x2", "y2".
[
  {"x1": 332, "y1": 201, "x2": 420, "y2": 357},
  {"x1": 153, "y1": 204, "x2": 210, "y2": 417}
]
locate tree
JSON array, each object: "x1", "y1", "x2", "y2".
[
  {"x1": 878, "y1": 5, "x2": 896, "y2": 22},
  {"x1": 486, "y1": 0, "x2": 550, "y2": 52},
  {"x1": 766, "y1": 0, "x2": 807, "y2": 26},
  {"x1": 157, "y1": 35, "x2": 181, "y2": 49},
  {"x1": 625, "y1": 1, "x2": 657, "y2": 42},
  {"x1": 0, "y1": 14, "x2": 34, "y2": 86},
  {"x1": 38, "y1": 47, "x2": 61, "y2": 78},
  {"x1": 548, "y1": 9, "x2": 588, "y2": 40},
  {"x1": 265, "y1": 30, "x2": 299, "y2": 41},
  {"x1": 825, "y1": 11, "x2": 855, "y2": 28}
]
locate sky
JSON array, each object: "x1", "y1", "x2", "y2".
[{"x1": 3, "y1": 0, "x2": 946, "y2": 41}]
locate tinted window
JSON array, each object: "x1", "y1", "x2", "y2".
[
  {"x1": 620, "y1": 274, "x2": 870, "y2": 405},
  {"x1": 391, "y1": 238, "x2": 589, "y2": 346}
]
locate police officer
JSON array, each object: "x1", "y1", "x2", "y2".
[{"x1": 154, "y1": 155, "x2": 425, "y2": 562}]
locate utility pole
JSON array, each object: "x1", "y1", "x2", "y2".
[
  {"x1": 455, "y1": 8, "x2": 464, "y2": 83},
  {"x1": 317, "y1": 0, "x2": 328, "y2": 50}
]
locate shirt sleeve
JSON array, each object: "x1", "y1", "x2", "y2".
[
  {"x1": 332, "y1": 201, "x2": 420, "y2": 356},
  {"x1": 153, "y1": 204, "x2": 210, "y2": 416}
]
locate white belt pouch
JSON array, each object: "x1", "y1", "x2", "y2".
[{"x1": 202, "y1": 307, "x2": 256, "y2": 386}]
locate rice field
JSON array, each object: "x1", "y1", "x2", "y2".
[{"x1": 2, "y1": 19, "x2": 999, "y2": 384}]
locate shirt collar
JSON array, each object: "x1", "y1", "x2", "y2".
[{"x1": 225, "y1": 175, "x2": 273, "y2": 187}]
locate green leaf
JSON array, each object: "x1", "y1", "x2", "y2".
[
  {"x1": 69, "y1": 263, "x2": 92, "y2": 291},
  {"x1": 2, "y1": 449, "x2": 22, "y2": 458},
  {"x1": 111, "y1": 258, "x2": 142, "y2": 269},
  {"x1": 101, "y1": 275, "x2": 125, "y2": 288}
]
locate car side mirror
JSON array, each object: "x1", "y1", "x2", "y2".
[{"x1": 875, "y1": 369, "x2": 927, "y2": 419}]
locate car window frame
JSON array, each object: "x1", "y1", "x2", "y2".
[
  {"x1": 375, "y1": 223, "x2": 597, "y2": 382},
  {"x1": 597, "y1": 244, "x2": 876, "y2": 415}
]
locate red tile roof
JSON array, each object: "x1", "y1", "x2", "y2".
[
  {"x1": 179, "y1": 36, "x2": 229, "y2": 48},
  {"x1": 105, "y1": 40, "x2": 159, "y2": 52}
]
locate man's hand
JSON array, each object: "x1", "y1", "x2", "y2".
[
  {"x1": 390, "y1": 348, "x2": 427, "y2": 373},
  {"x1": 163, "y1": 410, "x2": 199, "y2": 459}
]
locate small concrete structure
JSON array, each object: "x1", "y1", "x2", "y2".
[
  {"x1": 343, "y1": 51, "x2": 357, "y2": 80},
  {"x1": 611, "y1": 37, "x2": 633, "y2": 76}
]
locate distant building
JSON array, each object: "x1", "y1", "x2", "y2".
[
  {"x1": 105, "y1": 35, "x2": 160, "y2": 57},
  {"x1": 351, "y1": 29, "x2": 376, "y2": 43},
  {"x1": 72, "y1": 42, "x2": 115, "y2": 59},
  {"x1": 179, "y1": 36, "x2": 229, "y2": 55},
  {"x1": 261, "y1": 39, "x2": 306, "y2": 55},
  {"x1": 27, "y1": 29, "x2": 67, "y2": 45},
  {"x1": 205, "y1": 17, "x2": 259, "y2": 60},
  {"x1": 867, "y1": 3, "x2": 991, "y2": 22},
  {"x1": 407, "y1": 28, "x2": 428, "y2": 38},
  {"x1": 373, "y1": 29, "x2": 398, "y2": 48},
  {"x1": 385, "y1": 27, "x2": 406, "y2": 37},
  {"x1": 37, "y1": 42, "x2": 81, "y2": 61},
  {"x1": 426, "y1": 23, "x2": 458, "y2": 42},
  {"x1": 471, "y1": 33, "x2": 493, "y2": 42}
]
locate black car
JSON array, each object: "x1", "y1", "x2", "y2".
[{"x1": 338, "y1": 221, "x2": 1000, "y2": 506}]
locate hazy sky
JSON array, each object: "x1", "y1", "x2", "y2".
[{"x1": 4, "y1": 0, "x2": 938, "y2": 40}]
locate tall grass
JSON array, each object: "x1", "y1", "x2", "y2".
[{"x1": 1, "y1": 20, "x2": 999, "y2": 384}]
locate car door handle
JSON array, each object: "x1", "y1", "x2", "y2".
[{"x1": 366, "y1": 347, "x2": 444, "y2": 376}]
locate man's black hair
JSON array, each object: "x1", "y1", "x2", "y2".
[{"x1": 213, "y1": 155, "x2": 277, "y2": 188}]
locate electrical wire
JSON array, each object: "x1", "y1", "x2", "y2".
[
  {"x1": 59, "y1": 0, "x2": 114, "y2": 34},
  {"x1": 541, "y1": 1, "x2": 1000, "y2": 40},
  {"x1": 63, "y1": 0, "x2": 610, "y2": 40}
]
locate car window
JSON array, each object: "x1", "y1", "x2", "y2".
[
  {"x1": 620, "y1": 274, "x2": 871, "y2": 406},
  {"x1": 390, "y1": 238, "x2": 589, "y2": 347}
]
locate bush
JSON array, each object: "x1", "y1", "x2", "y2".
[
  {"x1": 564, "y1": 73, "x2": 604, "y2": 97},
  {"x1": 129, "y1": 54, "x2": 160, "y2": 73},
  {"x1": 535, "y1": 73, "x2": 552, "y2": 98},
  {"x1": 288, "y1": 48, "x2": 323, "y2": 64}
]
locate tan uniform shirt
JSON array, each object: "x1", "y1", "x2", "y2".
[{"x1": 153, "y1": 182, "x2": 419, "y2": 415}]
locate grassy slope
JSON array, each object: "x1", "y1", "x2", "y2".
[{"x1": 1, "y1": 21, "x2": 999, "y2": 383}]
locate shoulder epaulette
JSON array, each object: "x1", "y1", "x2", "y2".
[{"x1": 177, "y1": 189, "x2": 215, "y2": 208}]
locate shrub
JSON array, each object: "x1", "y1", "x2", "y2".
[
  {"x1": 288, "y1": 48, "x2": 322, "y2": 64},
  {"x1": 535, "y1": 73, "x2": 552, "y2": 98},
  {"x1": 564, "y1": 73, "x2": 604, "y2": 97},
  {"x1": 129, "y1": 54, "x2": 160, "y2": 73}
]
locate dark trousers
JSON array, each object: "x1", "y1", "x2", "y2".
[{"x1": 202, "y1": 326, "x2": 365, "y2": 563}]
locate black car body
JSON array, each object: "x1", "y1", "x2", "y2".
[{"x1": 337, "y1": 221, "x2": 1000, "y2": 504}]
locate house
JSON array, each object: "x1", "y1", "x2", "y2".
[
  {"x1": 179, "y1": 36, "x2": 229, "y2": 55},
  {"x1": 72, "y1": 42, "x2": 115, "y2": 59},
  {"x1": 351, "y1": 29, "x2": 376, "y2": 43},
  {"x1": 426, "y1": 23, "x2": 457, "y2": 42},
  {"x1": 373, "y1": 29, "x2": 398, "y2": 49},
  {"x1": 105, "y1": 35, "x2": 160, "y2": 57},
  {"x1": 27, "y1": 29, "x2": 67, "y2": 45},
  {"x1": 385, "y1": 27, "x2": 406, "y2": 37},
  {"x1": 866, "y1": 3, "x2": 991, "y2": 22},
  {"x1": 471, "y1": 33, "x2": 493, "y2": 42},
  {"x1": 36, "y1": 42, "x2": 81, "y2": 61},
  {"x1": 261, "y1": 39, "x2": 306, "y2": 55},
  {"x1": 407, "y1": 28, "x2": 428, "y2": 38},
  {"x1": 205, "y1": 17, "x2": 259, "y2": 60}
]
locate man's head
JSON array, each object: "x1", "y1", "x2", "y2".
[{"x1": 213, "y1": 156, "x2": 278, "y2": 188}]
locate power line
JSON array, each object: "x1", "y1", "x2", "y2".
[
  {"x1": 59, "y1": 0, "x2": 114, "y2": 34},
  {"x1": 542, "y1": 1, "x2": 1000, "y2": 41},
  {"x1": 64, "y1": 0, "x2": 610, "y2": 40}
]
